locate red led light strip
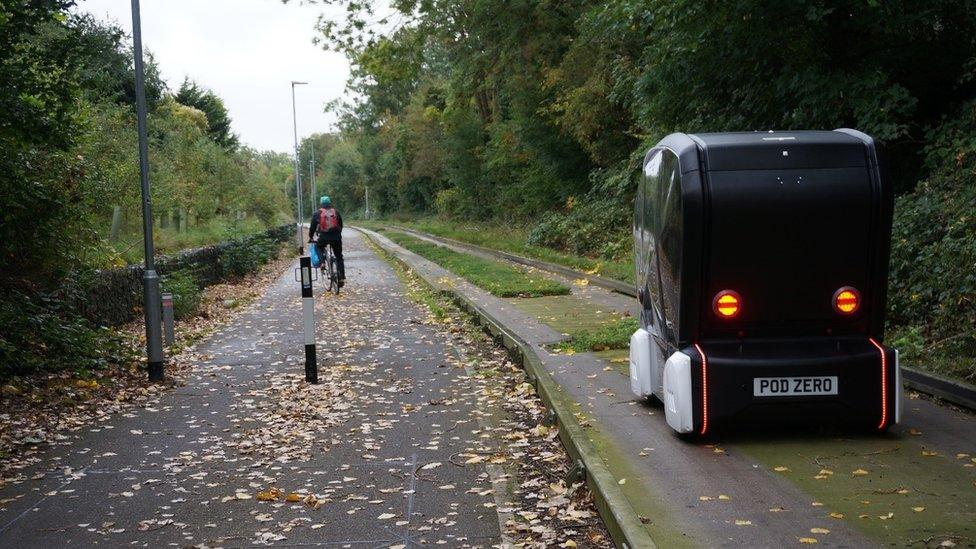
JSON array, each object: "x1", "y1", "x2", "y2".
[
  {"x1": 694, "y1": 343, "x2": 708, "y2": 435},
  {"x1": 868, "y1": 337, "x2": 887, "y2": 430}
]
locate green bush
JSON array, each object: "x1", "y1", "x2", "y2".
[
  {"x1": 887, "y1": 160, "x2": 976, "y2": 380},
  {"x1": 161, "y1": 270, "x2": 202, "y2": 320},
  {"x1": 526, "y1": 160, "x2": 637, "y2": 261},
  {"x1": 434, "y1": 187, "x2": 463, "y2": 219},
  {"x1": 223, "y1": 236, "x2": 278, "y2": 277},
  {"x1": 0, "y1": 290, "x2": 131, "y2": 380}
]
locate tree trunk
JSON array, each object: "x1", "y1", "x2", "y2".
[{"x1": 109, "y1": 205, "x2": 123, "y2": 241}]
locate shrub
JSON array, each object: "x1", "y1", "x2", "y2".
[
  {"x1": 887, "y1": 161, "x2": 976, "y2": 376},
  {"x1": 527, "y1": 158, "x2": 638, "y2": 260},
  {"x1": 222, "y1": 236, "x2": 278, "y2": 277},
  {"x1": 161, "y1": 270, "x2": 202, "y2": 320},
  {"x1": 434, "y1": 187, "x2": 463, "y2": 220},
  {"x1": 0, "y1": 290, "x2": 131, "y2": 379}
]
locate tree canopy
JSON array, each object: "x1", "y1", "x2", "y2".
[
  {"x1": 175, "y1": 78, "x2": 240, "y2": 150},
  {"x1": 299, "y1": 0, "x2": 975, "y2": 221}
]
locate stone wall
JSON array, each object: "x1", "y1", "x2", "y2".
[{"x1": 74, "y1": 224, "x2": 292, "y2": 327}]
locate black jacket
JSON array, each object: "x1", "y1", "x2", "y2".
[{"x1": 309, "y1": 207, "x2": 343, "y2": 241}]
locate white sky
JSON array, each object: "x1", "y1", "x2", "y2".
[{"x1": 78, "y1": 0, "x2": 350, "y2": 153}]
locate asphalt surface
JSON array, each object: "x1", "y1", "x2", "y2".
[
  {"x1": 363, "y1": 227, "x2": 976, "y2": 548},
  {"x1": 0, "y1": 231, "x2": 506, "y2": 547}
]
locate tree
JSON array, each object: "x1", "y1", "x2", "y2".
[{"x1": 175, "y1": 78, "x2": 240, "y2": 150}]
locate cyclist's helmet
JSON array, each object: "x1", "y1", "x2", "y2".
[{"x1": 320, "y1": 196, "x2": 332, "y2": 206}]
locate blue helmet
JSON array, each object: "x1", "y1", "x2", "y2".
[{"x1": 320, "y1": 196, "x2": 332, "y2": 206}]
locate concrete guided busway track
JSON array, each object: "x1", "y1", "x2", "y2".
[{"x1": 361, "y1": 225, "x2": 976, "y2": 548}]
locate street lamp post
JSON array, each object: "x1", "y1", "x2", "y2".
[
  {"x1": 309, "y1": 145, "x2": 316, "y2": 216},
  {"x1": 291, "y1": 80, "x2": 308, "y2": 254},
  {"x1": 130, "y1": 0, "x2": 164, "y2": 382}
]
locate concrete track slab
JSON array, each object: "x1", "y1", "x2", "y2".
[{"x1": 360, "y1": 226, "x2": 976, "y2": 548}]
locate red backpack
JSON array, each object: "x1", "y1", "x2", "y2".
[{"x1": 319, "y1": 207, "x2": 339, "y2": 232}]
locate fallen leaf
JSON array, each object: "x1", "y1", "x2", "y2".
[
  {"x1": 256, "y1": 490, "x2": 279, "y2": 502},
  {"x1": 810, "y1": 527, "x2": 830, "y2": 534},
  {"x1": 799, "y1": 538, "x2": 818, "y2": 544},
  {"x1": 852, "y1": 469, "x2": 869, "y2": 476},
  {"x1": 378, "y1": 513, "x2": 396, "y2": 520},
  {"x1": 829, "y1": 512, "x2": 844, "y2": 519},
  {"x1": 774, "y1": 466, "x2": 790, "y2": 472},
  {"x1": 912, "y1": 507, "x2": 925, "y2": 512},
  {"x1": 734, "y1": 519, "x2": 752, "y2": 526}
]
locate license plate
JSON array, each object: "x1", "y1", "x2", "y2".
[{"x1": 753, "y1": 376, "x2": 838, "y2": 397}]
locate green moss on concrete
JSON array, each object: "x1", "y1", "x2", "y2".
[
  {"x1": 580, "y1": 410, "x2": 702, "y2": 548},
  {"x1": 506, "y1": 294, "x2": 625, "y2": 335},
  {"x1": 734, "y1": 435, "x2": 976, "y2": 545}
]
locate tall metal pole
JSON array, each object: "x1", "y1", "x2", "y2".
[
  {"x1": 310, "y1": 145, "x2": 317, "y2": 216},
  {"x1": 131, "y1": 0, "x2": 164, "y2": 382},
  {"x1": 291, "y1": 81, "x2": 307, "y2": 254}
]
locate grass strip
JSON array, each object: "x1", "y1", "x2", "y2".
[
  {"x1": 358, "y1": 218, "x2": 634, "y2": 284},
  {"x1": 383, "y1": 231, "x2": 570, "y2": 298},
  {"x1": 553, "y1": 316, "x2": 638, "y2": 353}
]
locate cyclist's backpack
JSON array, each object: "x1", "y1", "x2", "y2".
[{"x1": 318, "y1": 207, "x2": 339, "y2": 232}]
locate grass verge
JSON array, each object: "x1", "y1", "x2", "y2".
[
  {"x1": 383, "y1": 231, "x2": 570, "y2": 298},
  {"x1": 553, "y1": 317, "x2": 638, "y2": 353},
  {"x1": 357, "y1": 217, "x2": 634, "y2": 284}
]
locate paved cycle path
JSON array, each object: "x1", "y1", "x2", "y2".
[{"x1": 0, "y1": 231, "x2": 507, "y2": 548}]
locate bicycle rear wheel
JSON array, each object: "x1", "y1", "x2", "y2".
[
  {"x1": 330, "y1": 257, "x2": 340, "y2": 295},
  {"x1": 325, "y1": 253, "x2": 335, "y2": 293}
]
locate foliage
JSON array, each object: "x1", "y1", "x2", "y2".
[
  {"x1": 384, "y1": 231, "x2": 570, "y2": 298},
  {"x1": 304, "y1": 0, "x2": 976, "y2": 221},
  {"x1": 161, "y1": 270, "x2": 202, "y2": 320},
  {"x1": 887, "y1": 163, "x2": 976, "y2": 379},
  {"x1": 304, "y1": 0, "x2": 975, "y2": 381},
  {"x1": 223, "y1": 236, "x2": 280, "y2": 278},
  {"x1": 175, "y1": 78, "x2": 239, "y2": 150},
  {"x1": 0, "y1": 5, "x2": 290, "y2": 379},
  {"x1": 0, "y1": 289, "x2": 132, "y2": 379}
]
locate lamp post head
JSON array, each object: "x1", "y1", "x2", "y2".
[{"x1": 291, "y1": 80, "x2": 308, "y2": 86}]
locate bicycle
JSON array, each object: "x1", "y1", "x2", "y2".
[{"x1": 317, "y1": 240, "x2": 340, "y2": 295}]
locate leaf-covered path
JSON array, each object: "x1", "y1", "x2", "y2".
[{"x1": 0, "y1": 231, "x2": 606, "y2": 547}]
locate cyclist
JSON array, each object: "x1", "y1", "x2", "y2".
[{"x1": 308, "y1": 195, "x2": 345, "y2": 287}]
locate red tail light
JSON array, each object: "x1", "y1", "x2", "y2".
[
  {"x1": 833, "y1": 287, "x2": 860, "y2": 315},
  {"x1": 713, "y1": 290, "x2": 741, "y2": 319}
]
